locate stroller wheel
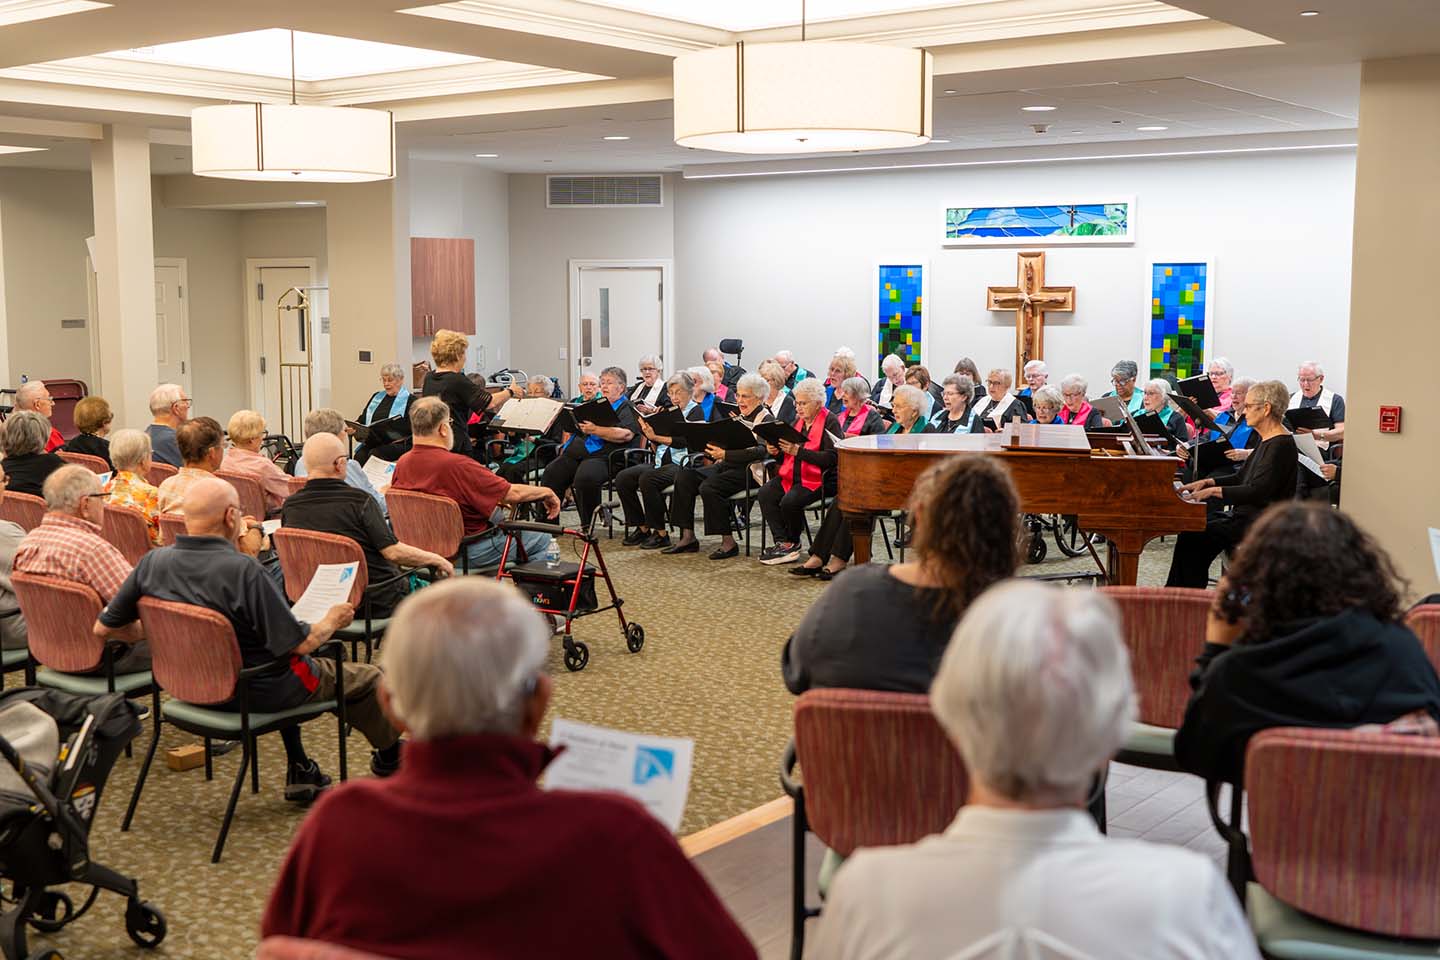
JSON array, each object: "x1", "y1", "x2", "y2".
[
  {"x1": 563, "y1": 641, "x2": 590, "y2": 672},
  {"x1": 625, "y1": 623, "x2": 645, "y2": 653},
  {"x1": 124, "y1": 901, "x2": 167, "y2": 949},
  {"x1": 28, "y1": 890, "x2": 73, "y2": 933}
]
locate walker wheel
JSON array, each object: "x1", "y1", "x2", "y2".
[
  {"x1": 124, "y1": 900, "x2": 166, "y2": 949},
  {"x1": 563, "y1": 641, "x2": 590, "y2": 672},
  {"x1": 1026, "y1": 535, "x2": 1047, "y2": 565},
  {"x1": 625, "y1": 623, "x2": 645, "y2": 653},
  {"x1": 28, "y1": 890, "x2": 73, "y2": 932}
]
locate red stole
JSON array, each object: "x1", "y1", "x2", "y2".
[
  {"x1": 837, "y1": 404, "x2": 873, "y2": 437},
  {"x1": 1060, "y1": 401, "x2": 1094, "y2": 425},
  {"x1": 778, "y1": 415, "x2": 828, "y2": 492}
]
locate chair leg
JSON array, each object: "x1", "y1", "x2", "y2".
[
  {"x1": 204, "y1": 738, "x2": 214, "y2": 781},
  {"x1": 791, "y1": 793, "x2": 811, "y2": 960},
  {"x1": 1087, "y1": 767, "x2": 1108, "y2": 834},
  {"x1": 212, "y1": 743, "x2": 250, "y2": 863},
  {"x1": 249, "y1": 735, "x2": 261, "y2": 794},
  {"x1": 880, "y1": 518, "x2": 894, "y2": 560},
  {"x1": 120, "y1": 703, "x2": 162, "y2": 832}
]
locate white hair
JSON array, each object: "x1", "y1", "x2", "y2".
[
  {"x1": 1023, "y1": 360, "x2": 1048, "y2": 375},
  {"x1": 43, "y1": 464, "x2": 100, "y2": 513},
  {"x1": 1298, "y1": 360, "x2": 1325, "y2": 378},
  {"x1": 1231, "y1": 376, "x2": 1256, "y2": 393},
  {"x1": 792, "y1": 377, "x2": 826, "y2": 404},
  {"x1": 1208, "y1": 357, "x2": 1235, "y2": 378},
  {"x1": 931, "y1": 581, "x2": 1136, "y2": 802},
  {"x1": 834, "y1": 346, "x2": 857, "y2": 361},
  {"x1": 380, "y1": 363, "x2": 406, "y2": 380},
  {"x1": 303, "y1": 408, "x2": 346, "y2": 440},
  {"x1": 987, "y1": 368, "x2": 1014, "y2": 389},
  {"x1": 14, "y1": 381, "x2": 46, "y2": 410},
  {"x1": 577, "y1": 371, "x2": 599, "y2": 385},
  {"x1": 148, "y1": 383, "x2": 183, "y2": 415},
  {"x1": 383, "y1": 578, "x2": 551, "y2": 739},
  {"x1": 688, "y1": 365, "x2": 715, "y2": 396},
  {"x1": 527, "y1": 374, "x2": 554, "y2": 392},
  {"x1": 774, "y1": 350, "x2": 795, "y2": 365},
  {"x1": 637, "y1": 353, "x2": 661, "y2": 369},
  {"x1": 880, "y1": 353, "x2": 905, "y2": 373},
  {"x1": 1143, "y1": 378, "x2": 1172, "y2": 395},
  {"x1": 892, "y1": 384, "x2": 925, "y2": 412},
  {"x1": 840, "y1": 376, "x2": 870, "y2": 403},
  {"x1": 736, "y1": 371, "x2": 770, "y2": 401},
  {"x1": 665, "y1": 371, "x2": 695, "y2": 394},
  {"x1": 1033, "y1": 385, "x2": 1063, "y2": 409},
  {"x1": 1060, "y1": 373, "x2": 1088, "y2": 395},
  {"x1": 109, "y1": 429, "x2": 152, "y2": 472}
]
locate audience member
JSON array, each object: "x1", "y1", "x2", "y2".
[
  {"x1": 103, "y1": 429, "x2": 163, "y2": 545},
  {"x1": 355, "y1": 363, "x2": 413, "y2": 463},
  {"x1": 422, "y1": 329, "x2": 500, "y2": 457},
  {"x1": 1176, "y1": 503, "x2": 1440, "y2": 784},
  {"x1": 156, "y1": 418, "x2": 225, "y2": 514},
  {"x1": 1, "y1": 412, "x2": 64, "y2": 497},
  {"x1": 757, "y1": 360, "x2": 797, "y2": 423},
  {"x1": 758, "y1": 378, "x2": 841, "y2": 566},
  {"x1": 391, "y1": 397, "x2": 557, "y2": 569},
  {"x1": 870, "y1": 354, "x2": 906, "y2": 411},
  {"x1": 221, "y1": 410, "x2": 290, "y2": 513},
  {"x1": 14, "y1": 381, "x2": 63, "y2": 452},
  {"x1": 1103, "y1": 360, "x2": 1146, "y2": 416},
  {"x1": 1167, "y1": 380, "x2": 1296, "y2": 588},
  {"x1": 15, "y1": 466, "x2": 148, "y2": 672},
  {"x1": 0, "y1": 472, "x2": 25, "y2": 651},
  {"x1": 98, "y1": 477, "x2": 397, "y2": 798},
  {"x1": 783, "y1": 456, "x2": 1020, "y2": 692},
  {"x1": 62, "y1": 395, "x2": 114, "y2": 468},
  {"x1": 971, "y1": 368, "x2": 1026, "y2": 431},
  {"x1": 145, "y1": 383, "x2": 190, "y2": 467},
  {"x1": 539, "y1": 366, "x2": 639, "y2": 532},
  {"x1": 627, "y1": 354, "x2": 668, "y2": 413},
  {"x1": 810, "y1": 581, "x2": 1257, "y2": 960},
  {"x1": 262, "y1": 577, "x2": 757, "y2": 958},
  {"x1": 293, "y1": 409, "x2": 386, "y2": 512}
]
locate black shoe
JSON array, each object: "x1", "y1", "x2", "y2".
[
  {"x1": 622, "y1": 528, "x2": 649, "y2": 546},
  {"x1": 660, "y1": 539, "x2": 699, "y2": 554},
  {"x1": 789, "y1": 564, "x2": 824, "y2": 577},
  {"x1": 816, "y1": 568, "x2": 836, "y2": 582},
  {"x1": 708, "y1": 545, "x2": 739, "y2": 560},
  {"x1": 371, "y1": 744, "x2": 403, "y2": 778},
  {"x1": 640, "y1": 533, "x2": 672, "y2": 550},
  {"x1": 284, "y1": 760, "x2": 332, "y2": 804}
]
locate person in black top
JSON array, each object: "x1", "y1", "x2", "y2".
[
  {"x1": 1175, "y1": 502, "x2": 1440, "y2": 784},
  {"x1": 758, "y1": 378, "x2": 843, "y2": 566},
  {"x1": 61, "y1": 396, "x2": 114, "y2": 470},
  {"x1": 282, "y1": 434, "x2": 453, "y2": 618},
  {"x1": 1166, "y1": 380, "x2": 1297, "y2": 588},
  {"x1": 702, "y1": 346, "x2": 745, "y2": 391},
  {"x1": 626, "y1": 354, "x2": 671, "y2": 414},
  {"x1": 930, "y1": 374, "x2": 978, "y2": 434},
  {"x1": 1139, "y1": 379, "x2": 1191, "y2": 449},
  {"x1": 783, "y1": 456, "x2": 1022, "y2": 692},
  {"x1": 1, "y1": 412, "x2": 65, "y2": 497},
  {"x1": 422, "y1": 329, "x2": 505, "y2": 458},
  {"x1": 617, "y1": 372, "x2": 712, "y2": 549},
  {"x1": 355, "y1": 364, "x2": 415, "y2": 464},
  {"x1": 540, "y1": 365, "x2": 640, "y2": 533}
]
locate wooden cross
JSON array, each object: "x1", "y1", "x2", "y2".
[{"x1": 986, "y1": 251, "x2": 1076, "y2": 382}]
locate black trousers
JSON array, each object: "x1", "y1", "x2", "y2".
[
  {"x1": 758, "y1": 477, "x2": 824, "y2": 545},
  {"x1": 615, "y1": 461, "x2": 679, "y2": 529},
  {"x1": 697, "y1": 467, "x2": 751, "y2": 536},
  {"x1": 808, "y1": 503, "x2": 862, "y2": 563},
  {"x1": 1165, "y1": 515, "x2": 1248, "y2": 588},
  {"x1": 541, "y1": 443, "x2": 614, "y2": 531}
]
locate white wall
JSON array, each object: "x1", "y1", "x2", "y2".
[
  {"x1": 410, "y1": 158, "x2": 509, "y2": 374},
  {"x1": 674, "y1": 149, "x2": 1357, "y2": 393},
  {"x1": 507, "y1": 173, "x2": 675, "y2": 388}
]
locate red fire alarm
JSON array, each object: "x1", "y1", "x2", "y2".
[{"x1": 1379, "y1": 405, "x2": 1402, "y2": 433}]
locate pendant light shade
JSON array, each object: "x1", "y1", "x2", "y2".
[
  {"x1": 673, "y1": 41, "x2": 932, "y2": 154},
  {"x1": 191, "y1": 103, "x2": 395, "y2": 182}
]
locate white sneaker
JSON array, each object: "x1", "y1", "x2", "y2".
[{"x1": 761, "y1": 544, "x2": 802, "y2": 565}]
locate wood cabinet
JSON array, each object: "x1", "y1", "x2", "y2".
[{"x1": 411, "y1": 237, "x2": 476, "y2": 337}]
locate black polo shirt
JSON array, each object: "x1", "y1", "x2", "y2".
[
  {"x1": 281, "y1": 478, "x2": 404, "y2": 617},
  {"x1": 99, "y1": 536, "x2": 315, "y2": 711}
]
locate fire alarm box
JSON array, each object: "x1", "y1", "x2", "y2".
[{"x1": 1379, "y1": 406, "x2": 1402, "y2": 433}]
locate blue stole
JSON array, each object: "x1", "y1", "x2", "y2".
[
  {"x1": 655, "y1": 400, "x2": 698, "y2": 464},
  {"x1": 700, "y1": 393, "x2": 716, "y2": 420},
  {"x1": 364, "y1": 387, "x2": 409, "y2": 424},
  {"x1": 583, "y1": 395, "x2": 626, "y2": 454}
]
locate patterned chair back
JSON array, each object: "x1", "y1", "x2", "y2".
[
  {"x1": 0, "y1": 492, "x2": 46, "y2": 532},
  {"x1": 146, "y1": 462, "x2": 178, "y2": 488},
  {"x1": 286, "y1": 475, "x2": 308, "y2": 496},
  {"x1": 271, "y1": 528, "x2": 369, "y2": 606},
  {"x1": 1246, "y1": 726, "x2": 1440, "y2": 938},
  {"x1": 257, "y1": 937, "x2": 399, "y2": 960},
  {"x1": 58, "y1": 451, "x2": 109, "y2": 475},
  {"x1": 157, "y1": 513, "x2": 187, "y2": 546},
  {"x1": 793, "y1": 688, "x2": 968, "y2": 858},
  {"x1": 100, "y1": 504, "x2": 152, "y2": 566},
  {"x1": 11, "y1": 572, "x2": 106, "y2": 672},
  {"x1": 1101, "y1": 585, "x2": 1212, "y2": 729},
  {"x1": 386, "y1": 488, "x2": 463, "y2": 560},
  {"x1": 216, "y1": 470, "x2": 267, "y2": 520},
  {"x1": 1404, "y1": 605, "x2": 1440, "y2": 675},
  {"x1": 136, "y1": 597, "x2": 243, "y2": 705}
]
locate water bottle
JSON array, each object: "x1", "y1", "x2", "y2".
[{"x1": 543, "y1": 538, "x2": 561, "y2": 566}]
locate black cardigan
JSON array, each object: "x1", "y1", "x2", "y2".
[{"x1": 1215, "y1": 433, "x2": 1297, "y2": 523}]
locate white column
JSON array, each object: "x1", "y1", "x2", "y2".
[{"x1": 90, "y1": 124, "x2": 157, "y2": 427}]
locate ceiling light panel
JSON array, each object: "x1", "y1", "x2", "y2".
[
  {"x1": 0, "y1": 0, "x2": 109, "y2": 27},
  {"x1": 571, "y1": 0, "x2": 968, "y2": 31},
  {"x1": 102, "y1": 29, "x2": 483, "y2": 81}
]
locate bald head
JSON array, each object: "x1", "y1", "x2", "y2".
[
  {"x1": 182, "y1": 477, "x2": 240, "y2": 539},
  {"x1": 303, "y1": 432, "x2": 346, "y2": 479}
]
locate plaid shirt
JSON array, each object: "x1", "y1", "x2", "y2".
[
  {"x1": 14, "y1": 513, "x2": 132, "y2": 604},
  {"x1": 104, "y1": 470, "x2": 162, "y2": 545},
  {"x1": 157, "y1": 466, "x2": 212, "y2": 515}
]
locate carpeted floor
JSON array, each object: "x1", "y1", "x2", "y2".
[{"x1": 22, "y1": 517, "x2": 1179, "y2": 959}]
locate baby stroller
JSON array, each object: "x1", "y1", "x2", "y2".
[{"x1": 0, "y1": 689, "x2": 165, "y2": 960}]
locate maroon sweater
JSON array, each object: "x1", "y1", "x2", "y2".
[{"x1": 262, "y1": 734, "x2": 757, "y2": 960}]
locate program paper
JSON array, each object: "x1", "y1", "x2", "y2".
[
  {"x1": 290, "y1": 562, "x2": 358, "y2": 624},
  {"x1": 545, "y1": 719, "x2": 694, "y2": 832}
]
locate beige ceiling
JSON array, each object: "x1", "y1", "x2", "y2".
[{"x1": 0, "y1": 0, "x2": 1428, "y2": 175}]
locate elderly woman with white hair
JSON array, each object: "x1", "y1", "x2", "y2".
[
  {"x1": 1206, "y1": 356, "x2": 1236, "y2": 414},
  {"x1": 220, "y1": 409, "x2": 291, "y2": 513},
  {"x1": 971, "y1": 368, "x2": 1026, "y2": 432},
  {"x1": 869, "y1": 353, "x2": 907, "y2": 411},
  {"x1": 1139, "y1": 378, "x2": 1191, "y2": 445},
  {"x1": 103, "y1": 429, "x2": 163, "y2": 545},
  {"x1": 619, "y1": 370, "x2": 719, "y2": 550},
  {"x1": 757, "y1": 360, "x2": 797, "y2": 424},
  {"x1": 884, "y1": 384, "x2": 933, "y2": 436},
  {"x1": 263, "y1": 578, "x2": 758, "y2": 958},
  {"x1": 758, "y1": 377, "x2": 842, "y2": 565},
  {"x1": 1029, "y1": 384, "x2": 1064, "y2": 424},
  {"x1": 810, "y1": 581, "x2": 1257, "y2": 960},
  {"x1": 0, "y1": 411, "x2": 65, "y2": 497},
  {"x1": 1057, "y1": 373, "x2": 1104, "y2": 429},
  {"x1": 627, "y1": 354, "x2": 669, "y2": 413},
  {"x1": 1018, "y1": 359, "x2": 1049, "y2": 399},
  {"x1": 355, "y1": 362, "x2": 414, "y2": 463}
]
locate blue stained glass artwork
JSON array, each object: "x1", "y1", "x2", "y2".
[
  {"x1": 876, "y1": 265, "x2": 923, "y2": 373},
  {"x1": 1149, "y1": 262, "x2": 1209, "y2": 381},
  {"x1": 944, "y1": 202, "x2": 1131, "y2": 243}
]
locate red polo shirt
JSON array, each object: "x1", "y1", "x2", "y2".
[
  {"x1": 262, "y1": 734, "x2": 757, "y2": 960},
  {"x1": 390, "y1": 443, "x2": 510, "y2": 538}
]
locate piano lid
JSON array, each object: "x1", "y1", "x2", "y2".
[{"x1": 838, "y1": 423, "x2": 1091, "y2": 454}]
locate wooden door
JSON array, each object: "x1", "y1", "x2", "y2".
[{"x1": 410, "y1": 238, "x2": 475, "y2": 337}]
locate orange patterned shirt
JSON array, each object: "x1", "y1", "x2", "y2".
[{"x1": 104, "y1": 470, "x2": 162, "y2": 545}]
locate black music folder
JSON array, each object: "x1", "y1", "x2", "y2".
[
  {"x1": 685, "y1": 418, "x2": 759, "y2": 451},
  {"x1": 1169, "y1": 393, "x2": 1230, "y2": 438},
  {"x1": 555, "y1": 398, "x2": 621, "y2": 434},
  {"x1": 641, "y1": 409, "x2": 691, "y2": 443},
  {"x1": 346, "y1": 415, "x2": 410, "y2": 447},
  {"x1": 1284, "y1": 407, "x2": 1333, "y2": 432},
  {"x1": 752, "y1": 420, "x2": 809, "y2": 447},
  {"x1": 716, "y1": 400, "x2": 741, "y2": 419},
  {"x1": 1194, "y1": 439, "x2": 1233, "y2": 476},
  {"x1": 1177, "y1": 374, "x2": 1221, "y2": 410},
  {"x1": 1133, "y1": 411, "x2": 1177, "y2": 443}
]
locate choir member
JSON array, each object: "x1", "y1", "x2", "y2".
[
  {"x1": 572, "y1": 371, "x2": 600, "y2": 403},
  {"x1": 1206, "y1": 357, "x2": 1236, "y2": 414},
  {"x1": 1056, "y1": 374, "x2": 1104, "y2": 429},
  {"x1": 627, "y1": 354, "x2": 670, "y2": 413},
  {"x1": 1289, "y1": 360, "x2": 1346, "y2": 446},
  {"x1": 824, "y1": 354, "x2": 860, "y2": 413},
  {"x1": 834, "y1": 377, "x2": 885, "y2": 437},
  {"x1": 1103, "y1": 360, "x2": 1146, "y2": 416},
  {"x1": 355, "y1": 363, "x2": 414, "y2": 463},
  {"x1": 1018, "y1": 359, "x2": 1048, "y2": 399},
  {"x1": 706, "y1": 359, "x2": 730, "y2": 401},
  {"x1": 884, "y1": 385, "x2": 933, "y2": 436},
  {"x1": 904, "y1": 365, "x2": 943, "y2": 421},
  {"x1": 953, "y1": 357, "x2": 985, "y2": 402},
  {"x1": 618, "y1": 372, "x2": 711, "y2": 549},
  {"x1": 758, "y1": 360, "x2": 797, "y2": 424},
  {"x1": 971, "y1": 368, "x2": 1027, "y2": 432},
  {"x1": 701, "y1": 346, "x2": 745, "y2": 390},
  {"x1": 931, "y1": 374, "x2": 978, "y2": 433},
  {"x1": 870, "y1": 354, "x2": 906, "y2": 411},
  {"x1": 423, "y1": 329, "x2": 503, "y2": 458},
  {"x1": 758, "y1": 378, "x2": 841, "y2": 565},
  {"x1": 1141, "y1": 378, "x2": 1190, "y2": 443},
  {"x1": 539, "y1": 365, "x2": 639, "y2": 533},
  {"x1": 775, "y1": 350, "x2": 814, "y2": 390},
  {"x1": 1030, "y1": 385, "x2": 1063, "y2": 424}
]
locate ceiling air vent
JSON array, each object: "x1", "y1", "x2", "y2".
[{"x1": 547, "y1": 175, "x2": 664, "y2": 208}]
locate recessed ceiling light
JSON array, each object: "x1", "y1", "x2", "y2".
[
  {"x1": 602, "y1": 135, "x2": 630, "y2": 141},
  {"x1": 1299, "y1": 9, "x2": 1320, "y2": 15},
  {"x1": 1021, "y1": 105, "x2": 1056, "y2": 112},
  {"x1": 1136, "y1": 125, "x2": 1169, "y2": 131},
  {"x1": 473, "y1": 153, "x2": 498, "y2": 158}
]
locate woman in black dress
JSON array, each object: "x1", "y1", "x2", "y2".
[
  {"x1": 421, "y1": 329, "x2": 506, "y2": 458},
  {"x1": 61, "y1": 396, "x2": 114, "y2": 470},
  {"x1": 2, "y1": 412, "x2": 65, "y2": 496}
]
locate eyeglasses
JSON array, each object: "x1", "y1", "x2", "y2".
[
  {"x1": 1110, "y1": 376, "x2": 1134, "y2": 385},
  {"x1": 1297, "y1": 376, "x2": 1321, "y2": 384},
  {"x1": 639, "y1": 366, "x2": 659, "y2": 373},
  {"x1": 985, "y1": 380, "x2": 1006, "y2": 387}
]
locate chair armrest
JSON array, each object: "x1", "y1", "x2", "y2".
[
  {"x1": 500, "y1": 519, "x2": 570, "y2": 538},
  {"x1": 779, "y1": 738, "x2": 802, "y2": 799},
  {"x1": 368, "y1": 567, "x2": 419, "y2": 591},
  {"x1": 1205, "y1": 778, "x2": 1244, "y2": 844}
]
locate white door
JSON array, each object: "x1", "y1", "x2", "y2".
[
  {"x1": 574, "y1": 267, "x2": 664, "y2": 393},
  {"x1": 154, "y1": 261, "x2": 191, "y2": 398},
  {"x1": 253, "y1": 265, "x2": 313, "y2": 428}
]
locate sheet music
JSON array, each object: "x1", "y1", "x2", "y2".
[
  {"x1": 1293, "y1": 431, "x2": 1326, "y2": 468},
  {"x1": 261, "y1": 518, "x2": 282, "y2": 536},
  {"x1": 290, "y1": 562, "x2": 358, "y2": 624},
  {"x1": 361, "y1": 457, "x2": 397, "y2": 492},
  {"x1": 1297, "y1": 453, "x2": 1326, "y2": 478},
  {"x1": 544, "y1": 718, "x2": 694, "y2": 833},
  {"x1": 493, "y1": 397, "x2": 563, "y2": 433}
]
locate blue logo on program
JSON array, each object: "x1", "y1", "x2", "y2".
[{"x1": 633, "y1": 746, "x2": 675, "y2": 785}]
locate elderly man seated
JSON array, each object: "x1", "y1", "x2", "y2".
[
  {"x1": 145, "y1": 383, "x2": 189, "y2": 468},
  {"x1": 221, "y1": 410, "x2": 291, "y2": 514},
  {"x1": 775, "y1": 350, "x2": 814, "y2": 390},
  {"x1": 104, "y1": 429, "x2": 163, "y2": 545},
  {"x1": 391, "y1": 398, "x2": 558, "y2": 570},
  {"x1": 14, "y1": 465, "x2": 149, "y2": 672},
  {"x1": 13, "y1": 381, "x2": 64, "y2": 452},
  {"x1": 156, "y1": 418, "x2": 226, "y2": 514},
  {"x1": 292, "y1": 408, "x2": 386, "y2": 512},
  {"x1": 1, "y1": 411, "x2": 65, "y2": 497},
  {"x1": 283, "y1": 433, "x2": 453, "y2": 619},
  {"x1": 96, "y1": 477, "x2": 401, "y2": 799},
  {"x1": 261, "y1": 578, "x2": 757, "y2": 959},
  {"x1": 811, "y1": 581, "x2": 1257, "y2": 960}
]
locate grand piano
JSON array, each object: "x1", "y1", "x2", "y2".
[{"x1": 836, "y1": 423, "x2": 1204, "y2": 585}]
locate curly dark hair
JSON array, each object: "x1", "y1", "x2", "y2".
[
  {"x1": 1218, "y1": 501, "x2": 1407, "y2": 643},
  {"x1": 907, "y1": 456, "x2": 1021, "y2": 622}
]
